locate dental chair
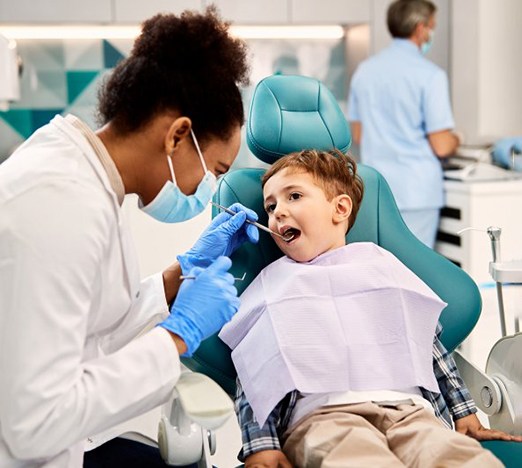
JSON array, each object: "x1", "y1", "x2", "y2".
[{"x1": 178, "y1": 74, "x2": 522, "y2": 467}]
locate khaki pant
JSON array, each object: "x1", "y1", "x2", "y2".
[{"x1": 283, "y1": 402, "x2": 503, "y2": 468}]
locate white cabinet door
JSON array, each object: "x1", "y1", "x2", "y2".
[
  {"x1": 290, "y1": 0, "x2": 370, "y2": 24},
  {"x1": 210, "y1": 0, "x2": 289, "y2": 24},
  {"x1": 113, "y1": 0, "x2": 202, "y2": 23},
  {"x1": 0, "y1": 0, "x2": 112, "y2": 23}
]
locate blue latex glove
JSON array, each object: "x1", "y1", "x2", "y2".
[
  {"x1": 177, "y1": 203, "x2": 259, "y2": 274},
  {"x1": 492, "y1": 137, "x2": 522, "y2": 168},
  {"x1": 158, "y1": 256, "x2": 240, "y2": 356}
]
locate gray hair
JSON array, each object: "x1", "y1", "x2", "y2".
[{"x1": 387, "y1": 0, "x2": 437, "y2": 38}]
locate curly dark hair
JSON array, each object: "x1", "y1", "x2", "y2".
[
  {"x1": 97, "y1": 6, "x2": 249, "y2": 142},
  {"x1": 261, "y1": 149, "x2": 364, "y2": 233}
]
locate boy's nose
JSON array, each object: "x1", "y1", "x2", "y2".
[{"x1": 273, "y1": 203, "x2": 288, "y2": 218}]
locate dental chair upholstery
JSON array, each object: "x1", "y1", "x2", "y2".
[{"x1": 182, "y1": 74, "x2": 522, "y2": 466}]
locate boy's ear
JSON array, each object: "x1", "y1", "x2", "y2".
[{"x1": 333, "y1": 194, "x2": 352, "y2": 225}]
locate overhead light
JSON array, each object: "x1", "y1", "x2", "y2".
[
  {"x1": 0, "y1": 24, "x2": 344, "y2": 40},
  {"x1": 0, "y1": 25, "x2": 141, "y2": 40},
  {"x1": 230, "y1": 25, "x2": 344, "y2": 40}
]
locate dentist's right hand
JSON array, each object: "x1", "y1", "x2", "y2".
[{"x1": 158, "y1": 256, "x2": 239, "y2": 357}]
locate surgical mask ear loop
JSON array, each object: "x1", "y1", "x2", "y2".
[
  {"x1": 190, "y1": 129, "x2": 209, "y2": 174},
  {"x1": 166, "y1": 153, "x2": 177, "y2": 185}
]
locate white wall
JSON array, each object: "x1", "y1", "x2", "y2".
[
  {"x1": 452, "y1": 0, "x2": 522, "y2": 143},
  {"x1": 370, "y1": 0, "x2": 450, "y2": 73},
  {"x1": 478, "y1": 0, "x2": 522, "y2": 139},
  {"x1": 123, "y1": 195, "x2": 210, "y2": 277}
]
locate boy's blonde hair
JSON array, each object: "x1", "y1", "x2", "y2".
[{"x1": 261, "y1": 149, "x2": 364, "y2": 232}]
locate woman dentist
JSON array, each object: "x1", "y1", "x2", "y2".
[{"x1": 0, "y1": 7, "x2": 256, "y2": 467}]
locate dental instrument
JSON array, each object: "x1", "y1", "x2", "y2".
[
  {"x1": 180, "y1": 272, "x2": 246, "y2": 281},
  {"x1": 210, "y1": 201, "x2": 294, "y2": 242}
]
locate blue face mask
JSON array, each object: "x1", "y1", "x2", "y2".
[
  {"x1": 421, "y1": 29, "x2": 434, "y2": 55},
  {"x1": 141, "y1": 129, "x2": 217, "y2": 223}
]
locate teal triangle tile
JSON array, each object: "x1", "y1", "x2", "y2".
[
  {"x1": 0, "y1": 118, "x2": 24, "y2": 161},
  {"x1": 35, "y1": 71, "x2": 67, "y2": 105},
  {"x1": 18, "y1": 40, "x2": 65, "y2": 69},
  {"x1": 65, "y1": 40, "x2": 102, "y2": 70},
  {"x1": 66, "y1": 72, "x2": 106, "y2": 109},
  {"x1": 66, "y1": 71, "x2": 99, "y2": 104},
  {"x1": 103, "y1": 40, "x2": 125, "y2": 68},
  {"x1": 0, "y1": 110, "x2": 33, "y2": 139},
  {"x1": 31, "y1": 109, "x2": 65, "y2": 133}
]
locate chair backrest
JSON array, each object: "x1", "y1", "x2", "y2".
[{"x1": 182, "y1": 75, "x2": 482, "y2": 396}]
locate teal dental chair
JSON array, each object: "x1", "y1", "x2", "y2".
[{"x1": 182, "y1": 74, "x2": 522, "y2": 467}]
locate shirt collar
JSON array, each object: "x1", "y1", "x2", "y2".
[{"x1": 391, "y1": 38, "x2": 421, "y2": 55}]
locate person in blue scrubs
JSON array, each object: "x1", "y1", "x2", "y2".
[{"x1": 347, "y1": 0, "x2": 461, "y2": 248}]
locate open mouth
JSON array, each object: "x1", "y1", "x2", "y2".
[{"x1": 282, "y1": 227, "x2": 301, "y2": 242}]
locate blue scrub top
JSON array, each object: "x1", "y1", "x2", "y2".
[{"x1": 347, "y1": 39, "x2": 454, "y2": 210}]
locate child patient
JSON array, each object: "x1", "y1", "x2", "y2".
[{"x1": 219, "y1": 149, "x2": 520, "y2": 468}]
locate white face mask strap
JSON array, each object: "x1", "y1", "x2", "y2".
[
  {"x1": 166, "y1": 154, "x2": 177, "y2": 185},
  {"x1": 190, "y1": 129, "x2": 209, "y2": 174}
]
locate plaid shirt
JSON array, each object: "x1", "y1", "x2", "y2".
[{"x1": 234, "y1": 323, "x2": 477, "y2": 462}]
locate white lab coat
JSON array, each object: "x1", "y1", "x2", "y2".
[{"x1": 0, "y1": 115, "x2": 181, "y2": 467}]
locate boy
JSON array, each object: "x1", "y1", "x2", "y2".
[{"x1": 219, "y1": 150, "x2": 520, "y2": 467}]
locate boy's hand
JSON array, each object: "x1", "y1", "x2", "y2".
[
  {"x1": 455, "y1": 414, "x2": 522, "y2": 442},
  {"x1": 245, "y1": 449, "x2": 293, "y2": 468}
]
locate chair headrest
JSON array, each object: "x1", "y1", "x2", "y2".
[{"x1": 246, "y1": 74, "x2": 351, "y2": 164}]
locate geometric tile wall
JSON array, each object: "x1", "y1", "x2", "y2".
[
  {"x1": 0, "y1": 38, "x2": 127, "y2": 161},
  {"x1": 0, "y1": 37, "x2": 346, "y2": 165}
]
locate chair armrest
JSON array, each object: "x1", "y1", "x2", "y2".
[
  {"x1": 158, "y1": 371, "x2": 233, "y2": 466},
  {"x1": 174, "y1": 371, "x2": 234, "y2": 430}
]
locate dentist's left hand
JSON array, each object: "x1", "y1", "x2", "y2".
[
  {"x1": 159, "y1": 256, "x2": 240, "y2": 356},
  {"x1": 492, "y1": 136, "x2": 522, "y2": 168},
  {"x1": 178, "y1": 203, "x2": 259, "y2": 273}
]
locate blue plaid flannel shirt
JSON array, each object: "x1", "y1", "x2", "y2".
[{"x1": 234, "y1": 323, "x2": 477, "y2": 461}]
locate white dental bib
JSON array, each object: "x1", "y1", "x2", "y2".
[{"x1": 219, "y1": 242, "x2": 446, "y2": 427}]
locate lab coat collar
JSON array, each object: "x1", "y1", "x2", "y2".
[
  {"x1": 50, "y1": 114, "x2": 140, "y2": 297},
  {"x1": 66, "y1": 115, "x2": 125, "y2": 205},
  {"x1": 51, "y1": 115, "x2": 122, "y2": 208}
]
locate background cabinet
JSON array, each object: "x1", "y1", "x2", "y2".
[
  {"x1": 0, "y1": 0, "x2": 449, "y2": 76},
  {"x1": 113, "y1": 0, "x2": 201, "y2": 23},
  {"x1": 290, "y1": 0, "x2": 370, "y2": 24},
  {"x1": 0, "y1": 0, "x2": 112, "y2": 23},
  {"x1": 208, "y1": 0, "x2": 289, "y2": 24},
  {"x1": 436, "y1": 179, "x2": 522, "y2": 284}
]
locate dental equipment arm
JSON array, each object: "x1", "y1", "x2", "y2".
[{"x1": 454, "y1": 226, "x2": 522, "y2": 436}]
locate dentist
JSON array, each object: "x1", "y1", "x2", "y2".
[{"x1": 0, "y1": 7, "x2": 256, "y2": 467}]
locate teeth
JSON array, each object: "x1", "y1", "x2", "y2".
[{"x1": 282, "y1": 228, "x2": 301, "y2": 240}]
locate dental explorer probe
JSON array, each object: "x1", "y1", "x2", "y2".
[{"x1": 210, "y1": 201, "x2": 294, "y2": 242}]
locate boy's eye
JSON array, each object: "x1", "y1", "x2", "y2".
[
  {"x1": 265, "y1": 203, "x2": 276, "y2": 213},
  {"x1": 289, "y1": 192, "x2": 301, "y2": 201}
]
